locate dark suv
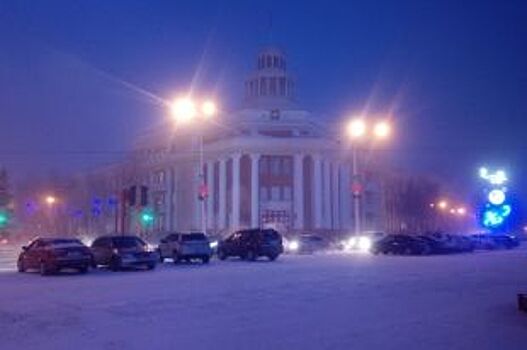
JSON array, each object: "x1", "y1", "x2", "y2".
[
  {"x1": 217, "y1": 229, "x2": 283, "y2": 261},
  {"x1": 91, "y1": 235, "x2": 158, "y2": 271}
]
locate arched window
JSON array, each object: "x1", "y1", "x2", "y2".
[
  {"x1": 266, "y1": 55, "x2": 272, "y2": 68},
  {"x1": 273, "y1": 56, "x2": 279, "y2": 68}
]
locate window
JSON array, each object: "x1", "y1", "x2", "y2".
[
  {"x1": 266, "y1": 55, "x2": 272, "y2": 68},
  {"x1": 283, "y1": 158, "x2": 292, "y2": 175},
  {"x1": 153, "y1": 170, "x2": 166, "y2": 185},
  {"x1": 271, "y1": 158, "x2": 280, "y2": 175},
  {"x1": 273, "y1": 56, "x2": 278, "y2": 68},
  {"x1": 260, "y1": 77, "x2": 267, "y2": 95},
  {"x1": 260, "y1": 187, "x2": 268, "y2": 201},
  {"x1": 283, "y1": 186, "x2": 292, "y2": 201},
  {"x1": 271, "y1": 186, "x2": 280, "y2": 201},
  {"x1": 279, "y1": 77, "x2": 286, "y2": 96},
  {"x1": 270, "y1": 77, "x2": 277, "y2": 96}
]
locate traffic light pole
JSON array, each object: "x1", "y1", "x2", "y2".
[
  {"x1": 199, "y1": 133, "x2": 207, "y2": 234},
  {"x1": 352, "y1": 146, "x2": 361, "y2": 235}
]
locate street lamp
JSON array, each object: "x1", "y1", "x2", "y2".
[
  {"x1": 170, "y1": 96, "x2": 217, "y2": 234},
  {"x1": 346, "y1": 117, "x2": 392, "y2": 235},
  {"x1": 45, "y1": 195, "x2": 56, "y2": 206}
]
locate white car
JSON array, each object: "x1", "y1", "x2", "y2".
[{"x1": 158, "y1": 233, "x2": 212, "y2": 264}]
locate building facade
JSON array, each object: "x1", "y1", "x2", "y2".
[{"x1": 72, "y1": 47, "x2": 385, "y2": 237}]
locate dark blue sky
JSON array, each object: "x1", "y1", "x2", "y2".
[{"x1": 1, "y1": 0, "x2": 526, "y2": 199}]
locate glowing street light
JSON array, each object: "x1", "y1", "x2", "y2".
[
  {"x1": 438, "y1": 200, "x2": 448, "y2": 210},
  {"x1": 456, "y1": 207, "x2": 466, "y2": 216},
  {"x1": 170, "y1": 97, "x2": 197, "y2": 123},
  {"x1": 45, "y1": 196, "x2": 57, "y2": 206},
  {"x1": 345, "y1": 117, "x2": 393, "y2": 235},
  {"x1": 168, "y1": 96, "x2": 218, "y2": 234},
  {"x1": 201, "y1": 100, "x2": 217, "y2": 118},
  {"x1": 373, "y1": 121, "x2": 391, "y2": 139},
  {"x1": 347, "y1": 119, "x2": 366, "y2": 139}
]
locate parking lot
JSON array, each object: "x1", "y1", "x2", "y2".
[{"x1": 1, "y1": 246, "x2": 526, "y2": 350}]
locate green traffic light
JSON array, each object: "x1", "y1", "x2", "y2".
[{"x1": 0, "y1": 211, "x2": 9, "y2": 228}]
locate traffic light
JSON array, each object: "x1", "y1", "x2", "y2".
[
  {"x1": 140, "y1": 186, "x2": 148, "y2": 206},
  {"x1": 0, "y1": 210, "x2": 10, "y2": 229},
  {"x1": 139, "y1": 208, "x2": 154, "y2": 227},
  {"x1": 129, "y1": 186, "x2": 137, "y2": 206}
]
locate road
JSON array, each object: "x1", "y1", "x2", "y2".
[{"x1": 0, "y1": 246, "x2": 526, "y2": 350}]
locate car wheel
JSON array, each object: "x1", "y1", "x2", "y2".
[
  {"x1": 202, "y1": 256, "x2": 210, "y2": 264},
  {"x1": 217, "y1": 249, "x2": 227, "y2": 261},
  {"x1": 39, "y1": 261, "x2": 53, "y2": 276},
  {"x1": 267, "y1": 254, "x2": 278, "y2": 261},
  {"x1": 173, "y1": 252, "x2": 181, "y2": 264},
  {"x1": 110, "y1": 256, "x2": 122, "y2": 271},
  {"x1": 246, "y1": 250, "x2": 257, "y2": 261},
  {"x1": 17, "y1": 259, "x2": 26, "y2": 273},
  {"x1": 78, "y1": 265, "x2": 89, "y2": 274},
  {"x1": 146, "y1": 263, "x2": 156, "y2": 270}
]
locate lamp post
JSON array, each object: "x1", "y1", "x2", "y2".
[
  {"x1": 346, "y1": 118, "x2": 391, "y2": 235},
  {"x1": 170, "y1": 97, "x2": 217, "y2": 234},
  {"x1": 45, "y1": 195, "x2": 57, "y2": 233}
]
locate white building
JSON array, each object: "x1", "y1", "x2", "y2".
[{"x1": 81, "y1": 47, "x2": 385, "y2": 236}]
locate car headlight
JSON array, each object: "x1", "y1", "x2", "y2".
[
  {"x1": 357, "y1": 237, "x2": 372, "y2": 252},
  {"x1": 209, "y1": 241, "x2": 218, "y2": 249},
  {"x1": 343, "y1": 237, "x2": 357, "y2": 251},
  {"x1": 145, "y1": 244, "x2": 157, "y2": 252},
  {"x1": 288, "y1": 240, "x2": 299, "y2": 252}
]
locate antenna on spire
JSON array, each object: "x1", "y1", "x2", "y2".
[{"x1": 267, "y1": 11, "x2": 274, "y2": 44}]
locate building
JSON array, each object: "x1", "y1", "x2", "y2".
[{"x1": 69, "y1": 46, "x2": 385, "y2": 237}]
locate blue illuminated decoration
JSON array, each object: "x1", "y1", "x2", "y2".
[
  {"x1": 482, "y1": 204, "x2": 511, "y2": 228},
  {"x1": 477, "y1": 166, "x2": 517, "y2": 232}
]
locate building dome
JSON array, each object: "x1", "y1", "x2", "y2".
[{"x1": 244, "y1": 46, "x2": 295, "y2": 109}]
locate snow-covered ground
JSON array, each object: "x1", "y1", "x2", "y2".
[{"x1": 0, "y1": 246, "x2": 526, "y2": 350}]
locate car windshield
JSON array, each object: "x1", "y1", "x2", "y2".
[
  {"x1": 262, "y1": 230, "x2": 280, "y2": 241},
  {"x1": 112, "y1": 237, "x2": 145, "y2": 248},
  {"x1": 43, "y1": 239, "x2": 84, "y2": 248},
  {"x1": 182, "y1": 233, "x2": 207, "y2": 242}
]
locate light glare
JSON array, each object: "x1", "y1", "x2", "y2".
[
  {"x1": 201, "y1": 100, "x2": 217, "y2": 118},
  {"x1": 170, "y1": 97, "x2": 196, "y2": 123},
  {"x1": 347, "y1": 119, "x2": 366, "y2": 139},
  {"x1": 373, "y1": 121, "x2": 390, "y2": 139}
]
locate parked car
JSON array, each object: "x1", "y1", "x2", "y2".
[
  {"x1": 158, "y1": 232, "x2": 212, "y2": 264},
  {"x1": 217, "y1": 228, "x2": 283, "y2": 261},
  {"x1": 471, "y1": 234, "x2": 520, "y2": 250},
  {"x1": 91, "y1": 235, "x2": 157, "y2": 271},
  {"x1": 286, "y1": 234, "x2": 328, "y2": 254},
  {"x1": 371, "y1": 234, "x2": 429, "y2": 255},
  {"x1": 17, "y1": 237, "x2": 93, "y2": 275}
]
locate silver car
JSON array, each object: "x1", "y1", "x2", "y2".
[{"x1": 159, "y1": 232, "x2": 212, "y2": 264}]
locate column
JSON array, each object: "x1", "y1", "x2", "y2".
[
  {"x1": 332, "y1": 162, "x2": 340, "y2": 229},
  {"x1": 294, "y1": 154, "x2": 304, "y2": 229},
  {"x1": 313, "y1": 155, "x2": 323, "y2": 229},
  {"x1": 250, "y1": 153, "x2": 260, "y2": 228},
  {"x1": 340, "y1": 163, "x2": 351, "y2": 229},
  {"x1": 206, "y1": 160, "x2": 215, "y2": 231},
  {"x1": 323, "y1": 159, "x2": 331, "y2": 228},
  {"x1": 218, "y1": 158, "x2": 227, "y2": 230},
  {"x1": 231, "y1": 153, "x2": 241, "y2": 230}
]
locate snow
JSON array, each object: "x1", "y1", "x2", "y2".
[{"x1": 0, "y1": 246, "x2": 526, "y2": 350}]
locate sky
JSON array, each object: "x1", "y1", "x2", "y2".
[{"x1": 0, "y1": 0, "x2": 526, "y2": 203}]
